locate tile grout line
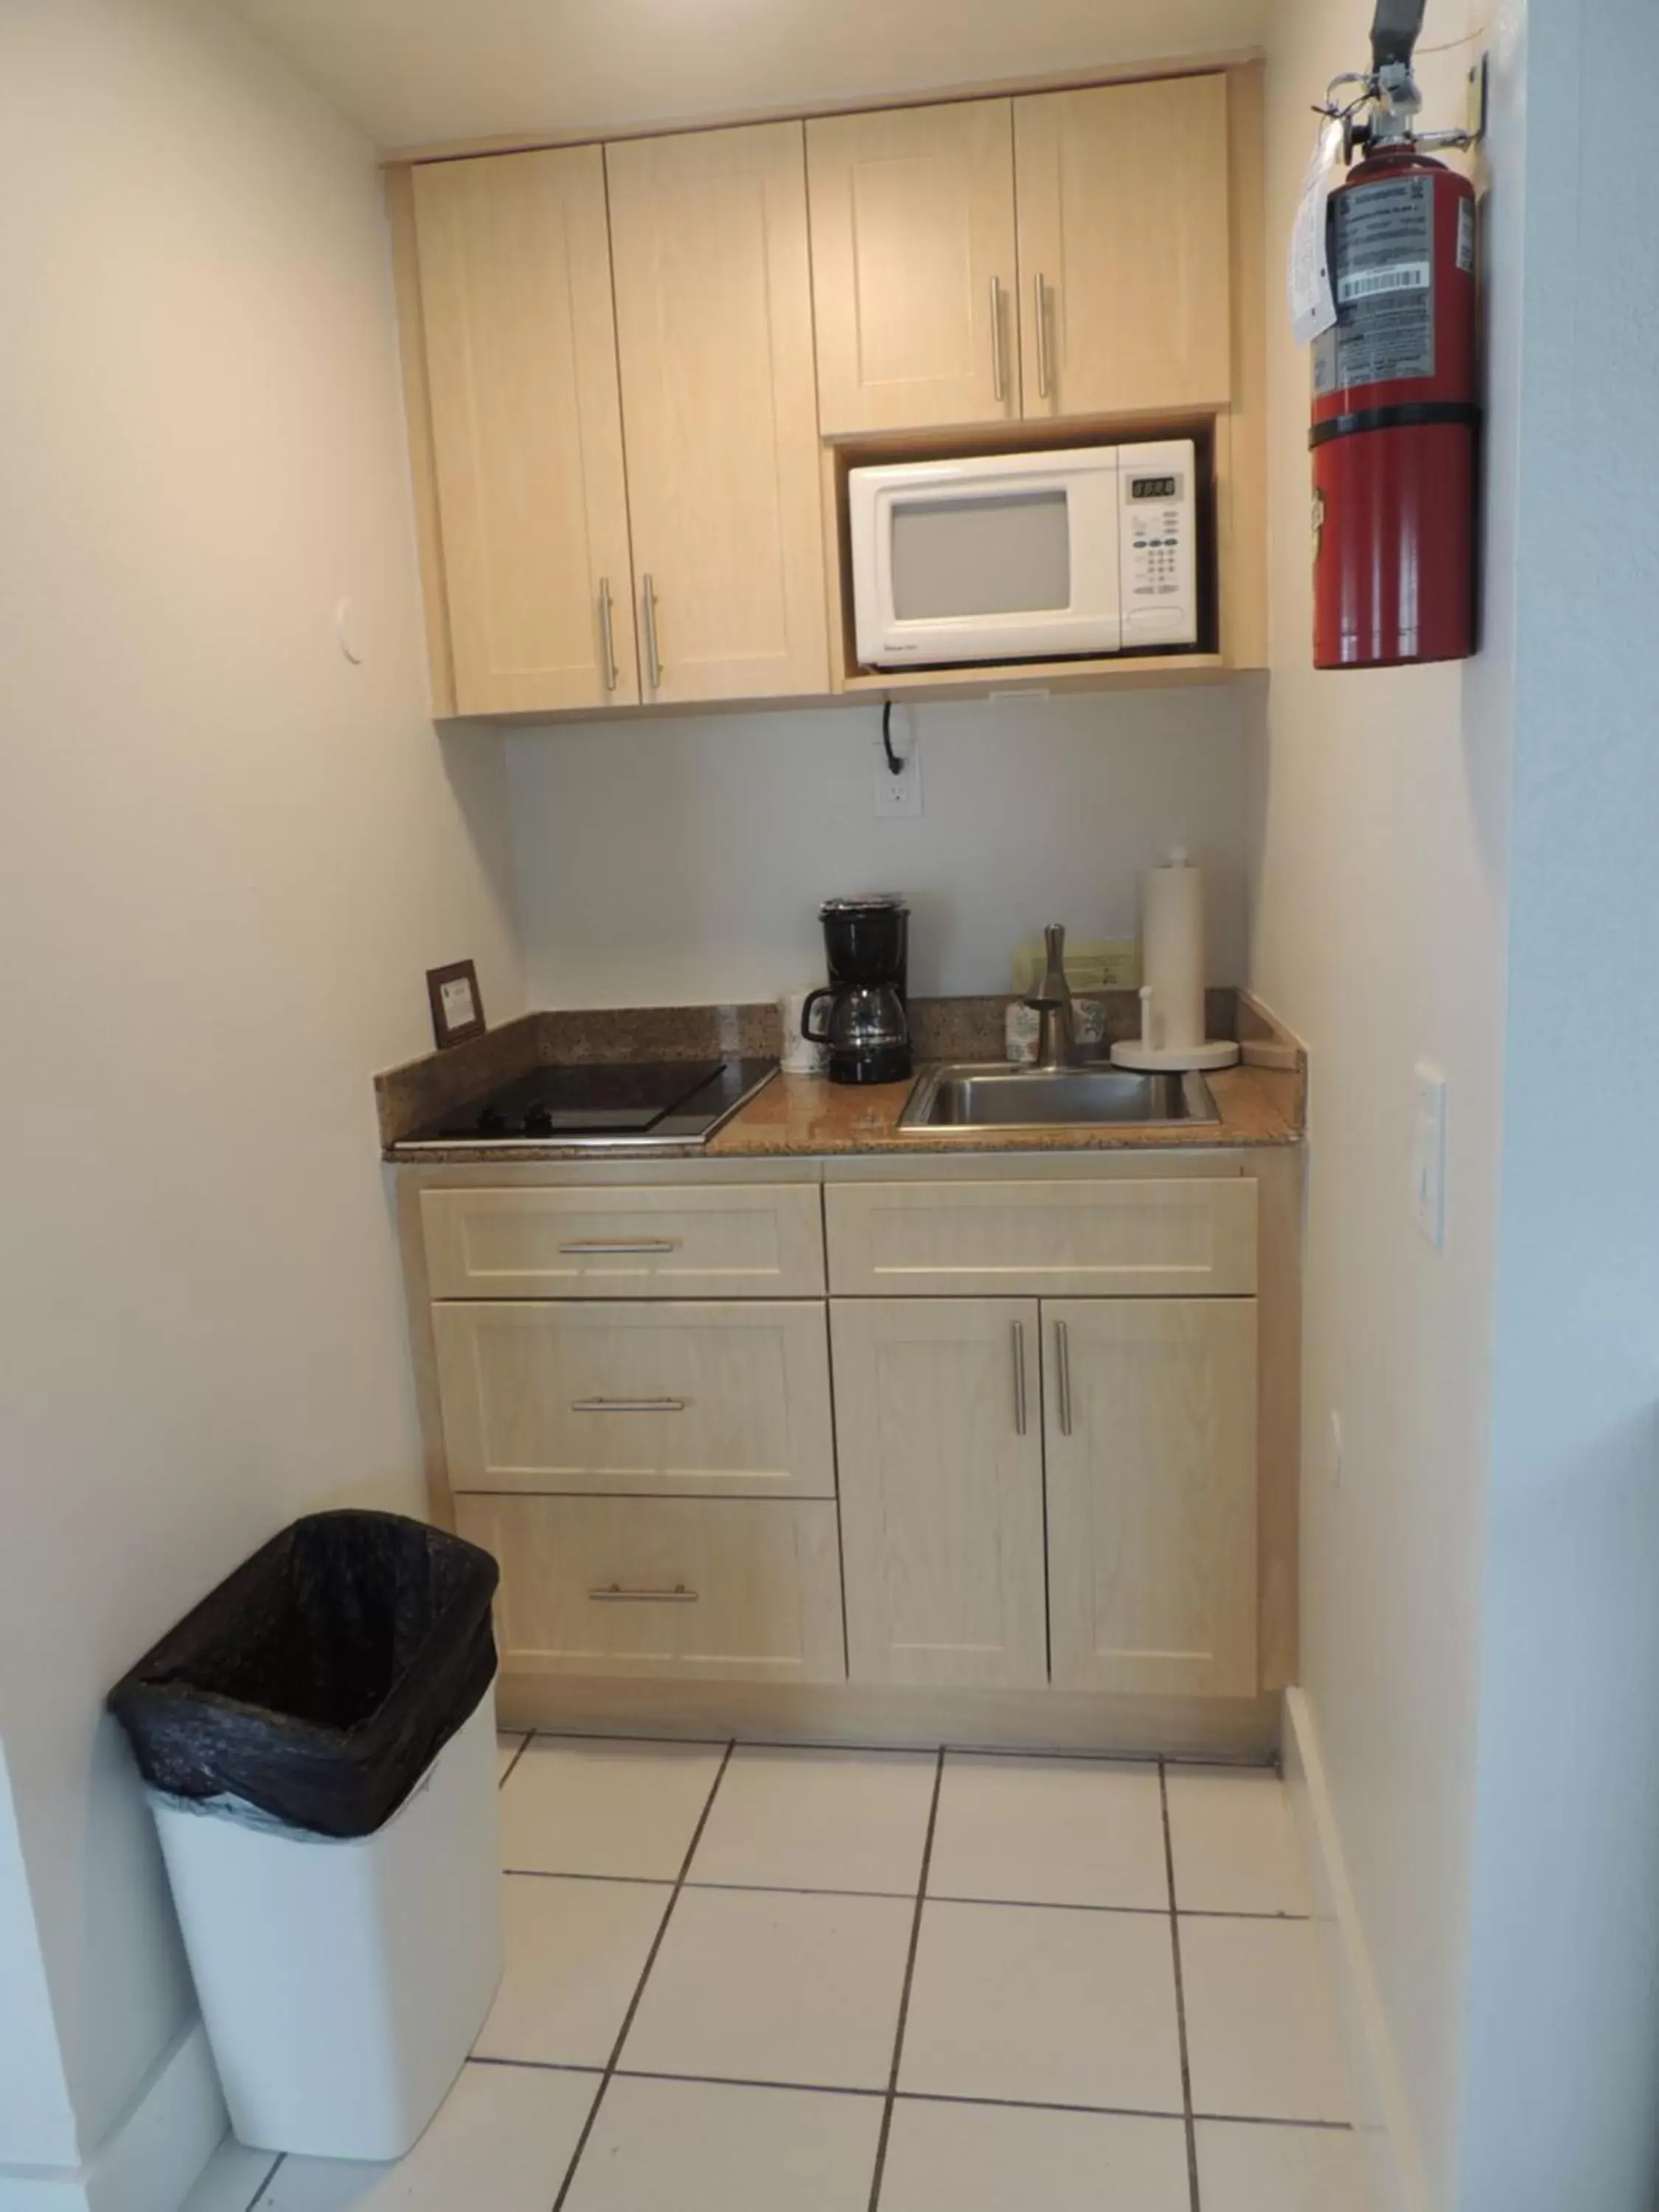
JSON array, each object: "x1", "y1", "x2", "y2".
[
  {"x1": 866, "y1": 1747, "x2": 945, "y2": 2212},
  {"x1": 476, "y1": 2056, "x2": 1358, "y2": 2132},
  {"x1": 502, "y1": 1860, "x2": 1310, "y2": 1921},
  {"x1": 1160, "y1": 1759, "x2": 1203, "y2": 2212},
  {"x1": 510, "y1": 1728, "x2": 1273, "y2": 1773},
  {"x1": 549, "y1": 1738, "x2": 737, "y2": 2212},
  {"x1": 498, "y1": 1729, "x2": 534, "y2": 1792},
  {"x1": 243, "y1": 2151, "x2": 284, "y2": 2212}
]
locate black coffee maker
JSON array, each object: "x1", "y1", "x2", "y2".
[{"x1": 802, "y1": 895, "x2": 912, "y2": 1085}]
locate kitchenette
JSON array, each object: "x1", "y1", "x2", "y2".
[
  {"x1": 28, "y1": 0, "x2": 1641, "y2": 2205},
  {"x1": 360, "y1": 50, "x2": 1310, "y2": 1768}
]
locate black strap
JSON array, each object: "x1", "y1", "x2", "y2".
[
  {"x1": 1371, "y1": 0, "x2": 1427, "y2": 70},
  {"x1": 1310, "y1": 400, "x2": 1481, "y2": 449}
]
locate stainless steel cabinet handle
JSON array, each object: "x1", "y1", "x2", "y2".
[
  {"x1": 570, "y1": 1397, "x2": 687, "y2": 1414},
  {"x1": 558, "y1": 1237, "x2": 681, "y2": 1255},
  {"x1": 642, "y1": 572, "x2": 663, "y2": 690},
  {"x1": 990, "y1": 276, "x2": 1007, "y2": 403},
  {"x1": 587, "y1": 1582, "x2": 698, "y2": 1604},
  {"x1": 1012, "y1": 1318, "x2": 1027, "y2": 1435},
  {"x1": 1034, "y1": 271, "x2": 1051, "y2": 400},
  {"x1": 598, "y1": 575, "x2": 618, "y2": 691},
  {"x1": 1056, "y1": 1318, "x2": 1072, "y2": 1436}
]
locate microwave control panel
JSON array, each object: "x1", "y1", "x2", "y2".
[{"x1": 1119, "y1": 442, "x2": 1198, "y2": 647}]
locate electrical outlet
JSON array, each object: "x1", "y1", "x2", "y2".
[
  {"x1": 872, "y1": 731, "x2": 922, "y2": 818},
  {"x1": 1412, "y1": 1063, "x2": 1447, "y2": 1251}
]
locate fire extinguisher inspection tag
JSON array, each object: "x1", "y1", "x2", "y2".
[
  {"x1": 1314, "y1": 176, "x2": 1436, "y2": 394},
  {"x1": 1288, "y1": 118, "x2": 1343, "y2": 345}
]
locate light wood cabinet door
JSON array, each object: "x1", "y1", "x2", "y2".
[
  {"x1": 457, "y1": 1495, "x2": 846, "y2": 1682},
  {"x1": 411, "y1": 148, "x2": 639, "y2": 712},
  {"x1": 806, "y1": 101, "x2": 1018, "y2": 434},
  {"x1": 831, "y1": 1298, "x2": 1046, "y2": 1689},
  {"x1": 1015, "y1": 75, "x2": 1232, "y2": 420},
  {"x1": 1044, "y1": 1298, "x2": 1256, "y2": 1696},
  {"x1": 606, "y1": 122, "x2": 828, "y2": 703},
  {"x1": 434, "y1": 1299, "x2": 835, "y2": 1499}
]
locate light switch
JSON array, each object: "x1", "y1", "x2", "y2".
[{"x1": 1412, "y1": 1063, "x2": 1447, "y2": 1250}]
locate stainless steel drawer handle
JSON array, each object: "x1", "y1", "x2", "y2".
[
  {"x1": 1011, "y1": 1318, "x2": 1027, "y2": 1436},
  {"x1": 598, "y1": 575, "x2": 619, "y2": 692},
  {"x1": 1034, "y1": 270, "x2": 1052, "y2": 400},
  {"x1": 587, "y1": 1582, "x2": 698, "y2": 1604},
  {"x1": 989, "y1": 275, "x2": 1007, "y2": 403},
  {"x1": 1056, "y1": 1318, "x2": 1073, "y2": 1436},
  {"x1": 570, "y1": 1397, "x2": 687, "y2": 1414},
  {"x1": 558, "y1": 1238, "x2": 681, "y2": 1255}
]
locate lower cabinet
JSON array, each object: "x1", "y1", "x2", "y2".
[
  {"x1": 455, "y1": 1494, "x2": 846, "y2": 1683},
  {"x1": 418, "y1": 1175, "x2": 1268, "y2": 1710},
  {"x1": 1044, "y1": 1298, "x2": 1258, "y2": 1696},
  {"x1": 831, "y1": 1298, "x2": 1048, "y2": 1688},
  {"x1": 831, "y1": 1293, "x2": 1257, "y2": 1697}
]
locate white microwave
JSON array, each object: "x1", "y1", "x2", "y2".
[{"x1": 848, "y1": 439, "x2": 1198, "y2": 669}]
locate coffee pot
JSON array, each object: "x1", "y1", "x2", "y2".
[{"x1": 801, "y1": 895, "x2": 911, "y2": 1085}]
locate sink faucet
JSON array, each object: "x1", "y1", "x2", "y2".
[{"x1": 1023, "y1": 922, "x2": 1074, "y2": 1070}]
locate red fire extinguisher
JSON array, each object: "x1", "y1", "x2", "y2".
[{"x1": 1310, "y1": 4, "x2": 1480, "y2": 668}]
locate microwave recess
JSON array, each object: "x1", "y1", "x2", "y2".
[{"x1": 847, "y1": 440, "x2": 1199, "y2": 671}]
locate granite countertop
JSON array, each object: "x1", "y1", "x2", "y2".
[
  {"x1": 704, "y1": 1058, "x2": 1301, "y2": 1157},
  {"x1": 378, "y1": 990, "x2": 1304, "y2": 1165}
]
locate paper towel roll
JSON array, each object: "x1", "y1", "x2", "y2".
[{"x1": 1141, "y1": 848, "x2": 1205, "y2": 1050}]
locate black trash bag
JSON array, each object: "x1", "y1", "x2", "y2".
[{"x1": 108, "y1": 1510, "x2": 499, "y2": 1840}]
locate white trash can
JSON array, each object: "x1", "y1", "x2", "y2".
[{"x1": 149, "y1": 1690, "x2": 503, "y2": 2160}]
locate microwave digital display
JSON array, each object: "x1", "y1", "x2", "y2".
[{"x1": 1130, "y1": 476, "x2": 1179, "y2": 501}]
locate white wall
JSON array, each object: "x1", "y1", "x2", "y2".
[
  {"x1": 0, "y1": 0, "x2": 519, "y2": 2180},
  {"x1": 505, "y1": 687, "x2": 1256, "y2": 1006},
  {"x1": 1456, "y1": 1, "x2": 1659, "y2": 2201},
  {"x1": 221, "y1": 0, "x2": 1268, "y2": 150},
  {"x1": 1248, "y1": 1, "x2": 1520, "y2": 2203}
]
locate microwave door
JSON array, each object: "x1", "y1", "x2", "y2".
[{"x1": 865, "y1": 463, "x2": 1124, "y2": 667}]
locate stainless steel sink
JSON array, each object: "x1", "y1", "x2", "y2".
[{"x1": 900, "y1": 1062, "x2": 1221, "y2": 1131}]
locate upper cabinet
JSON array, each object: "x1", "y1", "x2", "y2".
[
  {"x1": 1015, "y1": 76, "x2": 1232, "y2": 420},
  {"x1": 804, "y1": 75, "x2": 1232, "y2": 438},
  {"x1": 388, "y1": 61, "x2": 1263, "y2": 716},
  {"x1": 606, "y1": 122, "x2": 829, "y2": 705},
  {"x1": 408, "y1": 148, "x2": 638, "y2": 714},
  {"x1": 806, "y1": 100, "x2": 1019, "y2": 436}
]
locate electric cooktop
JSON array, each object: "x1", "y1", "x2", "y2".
[{"x1": 394, "y1": 1058, "x2": 777, "y2": 1151}]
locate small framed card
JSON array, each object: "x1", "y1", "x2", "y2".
[{"x1": 426, "y1": 959, "x2": 485, "y2": 1050}]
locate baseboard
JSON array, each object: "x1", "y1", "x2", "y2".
[
  {"x1": 1282, "y1": 1688, "x2": 1427, "y2": 2212},
  {"x1": 495, "y1": 1674, "x2": 1282, "y2": 1761},
  {"x1": 0, "y1": 2019, "x2": 226, "y2": 2212}
]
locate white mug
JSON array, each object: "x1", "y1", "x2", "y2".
[{"x1": 779, "y1": 988, "x2": 829, "y2": 1075}]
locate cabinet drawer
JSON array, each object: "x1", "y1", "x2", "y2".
[
  {"x1": 422, "y1": 1184, "x2": 825, "y2": 1299},
  {"x1": 455, "y1": 1495, "x2": 846, "y2": 1683},
  {"x1": 825, "y1": 1178, "x2": 1256, "y2": 1297},
  {"x1": 434, "y1": 1301, "x2": 835, "y2": 1499}
]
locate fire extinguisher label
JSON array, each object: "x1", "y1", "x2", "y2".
[
  {"x1": 1457, "y1": 196, "x2": 1477, "y2": 274},
  {"x1": 1314, "y1": 176, "x2": 1436, "y2": 394}
]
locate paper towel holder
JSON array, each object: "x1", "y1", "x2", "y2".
[{"x1": 1110, "y1": 846, "x2": 1241, "y2": 1074}]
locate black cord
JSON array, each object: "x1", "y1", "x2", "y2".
[{"x1": 882, "y1": 698, "x2": 905, "y2": 776}]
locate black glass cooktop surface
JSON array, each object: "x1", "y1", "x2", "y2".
[{"x1": 397, "y1": 1058, "x2": 777, "y2": 1150}]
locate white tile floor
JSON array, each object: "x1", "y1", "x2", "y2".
[{"x1": 186, "y1": 1731, "x2": 1367, "y2": 2212}]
